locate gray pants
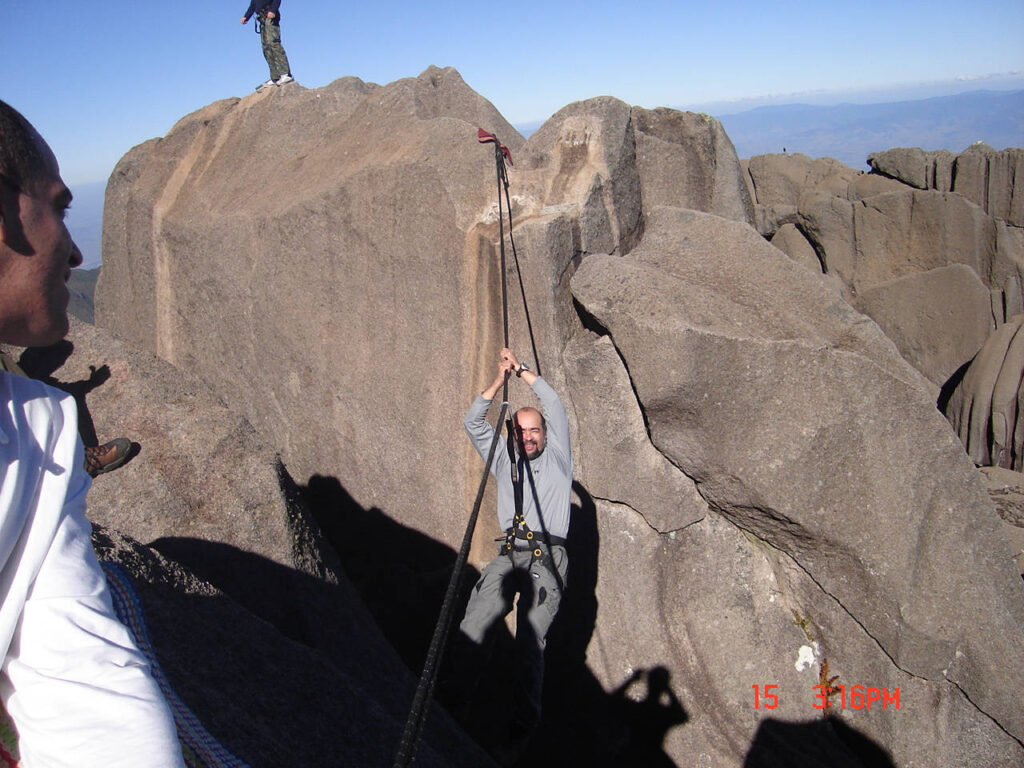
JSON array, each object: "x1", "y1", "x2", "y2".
[
  {"x1": 458, "y1": 543, "x2": 568, "y2": 727},
  {"x1": 259, "y1": 16, "x2": 291, "y2": 81}
]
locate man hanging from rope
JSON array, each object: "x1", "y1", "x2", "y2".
[{"x1": 457, "y1": 345, "x2": 572, "y2": 758}]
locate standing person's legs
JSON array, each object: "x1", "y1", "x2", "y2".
[{"x1": 260, "y1": 18, "x2": 291, "y2": 82}]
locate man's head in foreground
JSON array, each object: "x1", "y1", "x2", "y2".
[
  {"x1": 0, "y1": 100, "x2": 82, "y2": 348},
  {"x1": 515, "y1": 406, "x2": 546, "y2": 460}
]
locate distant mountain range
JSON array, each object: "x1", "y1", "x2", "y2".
[
  {"x1": 718, "y1": 89, "x2": 1024, "y2": 169},
  {"x1": 516, "y1": 88, "x2": 1023, "y2": 169},
  {"x1": 68, "y1": 88, "x2": 1023, "y2": 278}
]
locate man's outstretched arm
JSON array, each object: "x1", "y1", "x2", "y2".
[{"x1": 463, "y1": 352, "x2": 514, "y2": 460}]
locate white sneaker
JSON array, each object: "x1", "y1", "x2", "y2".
[
  {"x1": 276, "y1": 74, "x2": 294, "y2": 85},
  {"x1": 256, "y1": 79, "x2": 276, "y2": 91}
]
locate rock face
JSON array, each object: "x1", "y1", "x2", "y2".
[
  {"x1": 746, "y1": 149, "x2": 1024, "y2": 391},
  {"x1": 94, "y1": 67, "x2": 1024, "y2": 766},
  {"x1": 571, "y1": 209, "x2": 1024, "y2": 764},
  {"x1": 7, "y1": 318, "x2": 491, "y2": 767},
  {"x1": 980, "y1": 466, "x2": 1024, "y2": 576},
  {"x1": 869, "y1": 144, "x2": 1024, "y2": 226},
  {"x1": 946, "y1": 314, "x2": 1024, "y2": 470}
]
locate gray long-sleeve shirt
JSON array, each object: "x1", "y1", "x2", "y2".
[{"x1": 463, "y1": 377, "x2": 573, "y2": 539}]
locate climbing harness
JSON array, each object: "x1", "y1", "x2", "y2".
[
  {"x1": 393, "y1": 129, "x2": 547, "y2": 768},
  {"x1": 501, "y1": 515, "x2": 567, "y2": 566}
]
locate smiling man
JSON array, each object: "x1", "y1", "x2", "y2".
[
  {"x1": 0, "y1": 99, "x2": 184, "y2": 768},
  {"x1": 457, "y1": 346, "x2": 573, "y2": 761}
]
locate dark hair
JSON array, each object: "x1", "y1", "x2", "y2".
[{"x1": 0, "y1": 100, "x2": 46, "y2": 192}]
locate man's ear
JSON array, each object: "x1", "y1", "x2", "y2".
[
  {"x1": 0, "y1": 174, "x2": 13, "y2": 243},
  {"x1": 0, "y1": 176, "x2": 29, "y2": 255}
]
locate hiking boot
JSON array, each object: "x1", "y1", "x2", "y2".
[
  {"x1": 275, "y1": 74, "x2": 294, "y2": 85},
  {"x1": 84, "y1": 438, "x2": 132, "y2": 478},
  {"x1": 256, "y1": 79, "x2": 276, "y2": 91}
]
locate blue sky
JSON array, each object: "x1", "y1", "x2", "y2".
[{"x1": 4, "y1": 0, "x2": 1023, "y2": 188}]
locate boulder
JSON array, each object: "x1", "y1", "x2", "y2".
[
  {"x1": 867, "y1": 147, "x2": 956, "y2": 191},
  {"x1": 744, "y1": 153, "x2": 901, "y2": 239},
  {"x1": 630, "y1": 107, "x2": 753, "y2": 224},
  {"x1": 869, "y1": 144, "x2": 1024, "y2": 226},
  {"x1": 946, "y1": 314, "x2": 1024, "y2": 470},
  {"x1": 854, "y1": 264, "x2": 993, "y2": 388},
  {"x1": 953, "y1": 143, "x2": 1024, "y2": 226},
  {"x1": 571, "y1": 206, "x2": 1024, "y2": 761},
  {"x1": 768, "y1": 222, "x2": 821, "y2": 274},
  {"x1": 804, "y1": 189, "x2": 999, "y2": 294},
  {"x1": 97, "y1": 67, "x2": 525, "y2": 557},
  {"x1": 745, "y1": 153, "x2": 857, "y2": 208},
  {"x1": 514, "y1": 96, "x2": 641, "y2": 256}
]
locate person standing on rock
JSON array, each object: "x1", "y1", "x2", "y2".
[
  {"x1": 240, "y1": 0, "x2": 294, "y2": 91},
  {"x1": 0, "y1": 99, "x2": 185, "y2": 768},
  {"x1": 456, "y1": 346, "x2": 572, "y2": 760}
]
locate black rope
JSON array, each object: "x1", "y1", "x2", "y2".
[
  {"x1": 492, "y1": 140, "x2": 513, "y2": 402},
  {"x1": 489, "y1": 139, "x2": 542, "y2": 379},
  {"x1": 392, "y1": 130, "x2": 542, "y2": 766},
  {"x1": 498, "y1": 158, "x2": 542, "y2": 379},
  {"x1": 392, "y1": 402, "x2": 508, "y2": 768}
]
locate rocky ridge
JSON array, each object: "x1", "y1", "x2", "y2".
[{"x1": 78, "y1": 66, "x2": 1024, "y2": 766}]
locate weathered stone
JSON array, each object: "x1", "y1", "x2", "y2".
[
  {"x1": 563, "y1": 330, "x2": 708, "y2": 532},
  {"x1": 979, "y1": 466, "x2": 1024, "y2": 575},
  {"x1": 746, "y1": 153, "x2": 846, "y2": 207},
  {"x1": 994, "y1": 220, "x2": 1024, "y2": 323},
  {"x1": 515, "y1": 96, "x2": 642, "y2": 255},
  {"x1": 953, "y1": 143, "x2": 1024, "y2": 226},
  {"x1": 867, "y1": 147, "x2": 957, "y2": 192},
  {"x1": 946, "y1": 314, "x2": 1024, "y2": 470},
  {"x1": 799, "y1": 188, "x2": 1001, "y2": 295},
  {"x1": 97, "y1": 67, "x2": 524, "y2": 553},
  {"x1": 854, "y1": 264, "x2": 993, "y2": 389},
  {"x1": 631, "y1": 107, "x2": 753, "y2": 224},
  {"x1": 769, "y1": 222, "x2": 821, "y2": 274},
  {"x1": 868, "y1": 147, "x2": 930, "y2": 189},
  {"x1": 867, "y1": 144, "x2": 1024, "y2": 225},
  {"x1": 571, "y1": 206, "x2": 1024, "y2": 747}
]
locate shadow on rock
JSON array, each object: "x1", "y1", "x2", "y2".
[
  {"x1": 298, "y1": 474, "x2": 674, "y2": 766},
  {"x1": 299, "y1": 473, "x2": 472, "y2": 672},
  {"x1": 744, "y1": 715, "x2": 897, "y2": 768},
  {"x1": 95, "y1": 526, "x2": 491, "y2": 768},
  {"x1": 608, "y1": 666, "x2": 689, "y2": 768},
  {"x1": 18, "y1": 340, "x2": 109, "y2": 447}
]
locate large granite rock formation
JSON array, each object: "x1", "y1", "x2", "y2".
[
  {"x1": 868, "y1": 144, "x2": 1024, "y2": 227},
  {"x1": 93, "y1": 67, "x2": 1024, "y2": 766},
  {"x1": 946, "y1": 313, "x2": 1024, "y2": 470},
  {"x1": 745, "y1": 150, "x2": 1024, "y2": 392}
]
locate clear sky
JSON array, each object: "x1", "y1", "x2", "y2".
[{"x1": 4, "y1": 0, "x2": 1023, "y2": 186}]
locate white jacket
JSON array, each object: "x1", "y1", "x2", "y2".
[{"x1": 0, "y1": 371, "x2": 184, "y2": 767}]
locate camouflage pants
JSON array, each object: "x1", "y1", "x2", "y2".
[{"x1": 258, "y1": 16, "x2": 291, "y2": 81}]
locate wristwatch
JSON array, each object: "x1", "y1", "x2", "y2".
[{"x1": 515, "y1": 362, "x2": 530, "y2": 377}]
